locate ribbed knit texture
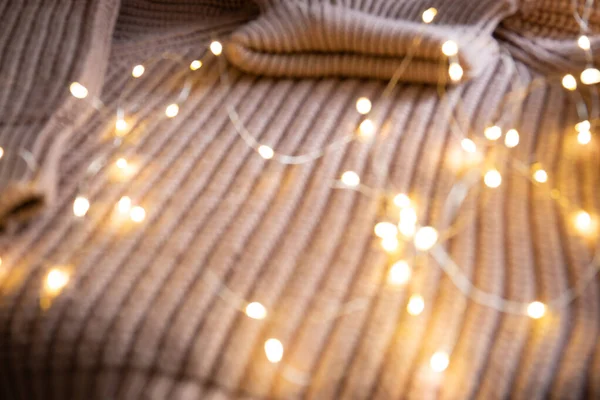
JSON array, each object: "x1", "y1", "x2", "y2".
[{"x1": 1, "y1": 1, "x2": 600, "y2": 399}]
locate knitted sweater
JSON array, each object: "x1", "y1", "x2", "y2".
[{"x1": 0, "y1": 1, "x2": 599, "y2": 399}]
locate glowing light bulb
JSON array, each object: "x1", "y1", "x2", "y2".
[
  {"x1": 245, "y1": 302, "x2": 267, "y2": 320},
  {"x1": 341, "y1": 171, "x2": 360, "y2": 187},
  {"x1": 532, "y1": 168, "x2": 548, "y2": 183},
  {"x1": 562, "y1": 74, "x2": 578, "y2": 90},
  {"x1": 576, "y1": 120, "x2": 591, "y2": 132},
  {"x1": 461, "y1": 138, "x2": 477, "y2": 153},
  {"x1": 407, "y1": 294, "x2": 425, "y2": 315},
  {"x1": 399, "y1": 207, "x2": 417, "y2": 237},
  {"x1": 448, "y1": 62, "x2": 463, "y2": 82},
  {"x1": 258, "y1": 145, "x2": 274, "y2": 159},
  {"x1": 130, "y1": 206, "x2": 146, "y2": 223},
  {"x1": 578, "y1": 35, "x2": 591, "y2": 50},
  {"x1": 45, "y1": 268, "x2": 69, "y2": 295},
  {"x1": 69, "y1": 82, "x2": 88, "y2": 99},
  {"x1": 116, "y1": 158, "x2": 128, "y2": 169},
  {"x1": 115, "y1": 118, "x2": 128, "y2": 132},
  {"x1": 264, "y1": 338, "x2": 284, "y2": 363},
  {"x1": 73, "y1": 196, "x2": 90, "y2": 217},
  {"x1": 131, "y1": 64, "x2": 145, "y2": 78},
  {"x1": 393, "y1": 193, "x2": 410, "y2": 208},
  {"x1": 414, "y1": 226, "x2": 438, "y2": 251},
  {"x1": 381, "y1": 236, "x2": 399, "y2": 253},
  {"x1": 117, "y1": 196, "x2": 132, "y2": 214},
  {"x1": 358, "y1": 119, "x2": 375, "y2": 138},
  {"x1": 210, "y1": 41, "x2": 223, "y2": 56},
  {"x1": 441, "y1": 40, "x2": 458, "y2": 57},
  {"x1": 0, "y1": 147, "x2": 4, "y2": 159},
  {"x1": 374, "y1": 222, "x2": 398, "y2": 239},
  {"x1": 190, "y1": 60, "x2": 202, "y2": 70},
  {"x1": 527, "y1": 301, "x2": 546, "y2": 319},
  {"x1": 356, "y1": 97, "x2": 372, "y2": 114},
  {"x1": 578, "y1": 129, "x2": 592, "y2": 144},
  {"x1": 581, "y1": 68, "x2": 600, "y2": 85},
  {"x1": 575, "y1": 211, "x2": 592, "y2": 233},
  {"x1": 504, "y1": 129, "x2": 520, "y2": 148},
  {"x1": 484, "y1": 125, "x2": 502, "y2": 141},
  {"x1": 430, "y1": 352, "x2": 450, "y2": 372},
  {"x1": 484, "y1": 169, "x2": 502, "y2": 188},
  {"x1": 422, "y1": 7, "x2": 437, "y2": 23},
  {"x1": 388, "y1": 260, "x2": 411, "y2": 286},
  {"x1": 165, "y1": 103, "x2": 179, "y2": 118}
]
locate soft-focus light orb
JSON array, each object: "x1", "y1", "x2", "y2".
[
  {"x1": 117, "y1": 196, "x2": 132, "y2": 214},
  {"x1": 356, "y1": 97, "x2": 372, "y2": 115},
  {"x1": 575, "y1": 211, "x2": 592, "y2": 233},
  {"x1": 341, "y1": 171, "x2": 360, "y2": 187},
  {"x1": 69, "y1": 82, "x2": 88, "y2": 99},
  {"x1": 0, "y1": 147, "x2": 4, "y2": 159},
  {"x1": 399, "y1": 207, "x2": 417, "y2": 237},
  {"x1": 484, "y1": 125, "x2": 502, "y2": 141},
  {"x1": 116, "y1": 158, "x2": 128, "y2": 169},
  {"x1": 441, "y1": 40, "x2": 458, "y2": 57},
  {"x1": 358, "y1": 119, "x2": 375, "y2": 138},
  {"x1": 422, "y1": 7, "x2": 437, "y2": 23},
  {"x1": 484, "y1": 169, "x2": 502, "y2": 188},
  {"x1": 374, "y1": 222, "x2": 398, "y2": 239},
  {"x1": 581, "y1": 68, "x2": 600, "y2": 85},
  {"x1": 578, "y1": 35, "x2": 591, "y2": 50},
  {"x1": 533, "y1": 169, "x2": 548, "y2": 183},
  {"x1": 393, "y1": 193, "x2": 411, "y2": 208},
  {"x1": 461, "y1": 138, "x2": 477, "y2": 153},
  {"x1": 504, "y1": 129, "x2": 520, "y2": 148},
  {"x1": 190, "y1": 60, "x2": 203, "y2": 70},
  {"x1": 258, "y1": 145, "x2": 274, "y2": 160},
  {"x1": 45, "y1": 268, "x2": 70, "y2": 295},
  {"x1": 165, "y1": 103, "x2": 179, "y2": 118},
  {"x1": 245, "y1": 302, "x2": 267, "y2": 320},
  {"x1": 381, "y1": 236, "x2": 400, "y2": 253},
  {"x1": 130, "y1": 206, "x2": 146, "y2": 223},
  {"x1": 132, "y1": 64, "x2": 145, "y2": 78},
  {"x1": 388, "y1": 260, "x2": 411, "y2": 286},
  {"x1": 264, "y1": 338, "x2": 284, "y2": 363},
  {"x1": 430, "y1": 352, "x2": 450, "y2": 372},
  {"x1": 115, "y1": 118, "x2": 128, "y2": 132},
  {"x1": 414, "y1": 226, "x2": 438, "y2": 251},
  {"x1": 210, "y1": 41, "x2": 223, "y2": 56},
  {"x1": 448, "y1": 62, "x2": 463, "y2": 82},
  {"x1": 73, "y1": 196, "x2": 90, "y2": 217},
  {"x1": 575, "y1": 120, "x2": 591, "y2": 132},
  {"x1": 562, "y1": 74, "x2": 577, "y2": 90},
  {"x1": 527, "y1": 301, "x2": 546, "y2": 319},
  {"x1": 578, "y1": 129, "x2": 592, "y2": 144},
  {"x1": 407, "y1": 294, "x2": 425, "y2": 315}
]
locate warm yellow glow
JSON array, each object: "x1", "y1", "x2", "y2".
[
  {"x1": 356, "y1": 97, "x2": 372, "y2": 114},
  {"x1": 461, "y1": 138, "x2": 477, "y2": 153},
  {"x1": 578, "y1": 130, "x2": 592, "y2": 144},
  {"x1": 484, "y1": 169, "x2": 502, "y2": 188},
  {"x1": 0, "y1": 147, "x2": 3, "y2": 159},
  {"x1": 562, "y1": 74, "x2": 577, "y2": 90},
  {"x1": 130, "y1": 206, "x2": 146, "y2": 223},
  {"x1": 190, "y1": 60, "x2": 203, "y2": 70},
  {"x1": 45, "y1": 268, "x2": 70, "y2": 295},
  {"x1": 117, "y1": 196, "x2": 132, "y2": 214},
  {"x1": 358, "y1": 119, "x2": 375, "y2": 138},
  {"x1": 441, "y1": 40, "x2": 458, "y2": 57},
  {"x1": 504, "y1": 129, "x2": 520, "y2": 148},
  {"x1": 131, "y1": 64, "x2": 145, "y2": 78},
  {"x1": 165, "y1": 103, "x2": 179, "y2": 118},
  {"x1": 407, "y1": 294, "x2": 425, "y2": 315},
  {"x1": 430, "y1": 352, "x2": 450, "y2": 372},
  {"x1": 422, "y1": 7, "x2": 437, "y2": 23},
  {"x1": 414, "y1": 226, "x2": 438, "y2": 251},
  {"x1": 527, "y1": 301, "x2": 546, "y2": 319},
  {"x1": 581, "y1": 68, "x2": 600, "y2": 85},
  {"x1": 115, "y1": 118, "x2": 128, "y2": 132},
  {"x1": 69, "y1": 82, "x2": 88, "y2": 99},
  {"x1": 258, "y1": 145, "x2": 274, "y2": 160},
  {"x1": 393, "y1": 193, "x2": 410, "y2": 208},
  {"x1": 575, "y1": 211, "x2": 592, "y2": 233},
  {"x1": 73, "y1": 196, "x2": 90, "y2": 217},
  {"x1": 388, "y1": 260, "x2": 411, "y2": 286},
  {"x1": 374, "y1": 222, "x2": 398, "y2": 239},
  {"x1": 575, "y1": 120, "x2": 590, "y2": 132},
  {"x1": 381, "y1": 237, "x2": 400, "y2": 253},
  {"x1": 448, "y1": 62, "x2": 463, "y2": 82},
  {"x1": 341, "y1": 171, "x2": 360, "y2": 187},
  {"x1": 399, "y1": 207, "x2": 417, "y2": 237},
  {"x1": 116, "y1": 158, "x2": 128, "y2": 169},
  {"x1": 484, "y1": 125, "x2": 502, "y2": 141},
  {"x1": 578, "y1": 35, "x2": 591, "y2": 50},
  {"x1": 245, "y1": 302, "x2": 267, "y2": 320},
  {"x1": 264, "y1": 338, "x2": 284, "y2": 363},
  {"x1": 210, "y1": 41, "x2": 223, "y2": 56},
  {"x1": 532, "y1": 168, "x2": 548, "y2": 183}
]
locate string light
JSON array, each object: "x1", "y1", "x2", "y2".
[
  {"x1": 574, "y1": 211, "x2": 592, "y2": 233},
  {"x1": 532, "y1": 168, "x2": 548, "y2": 183},
  {"x1": 117, "y1": 196, "x2": 132, "y2": 214},
  {"x1": 258, "y1": 145, "x2": 274, "y2": 159},
  {"x1": 190, "y1": 60, "x2": 202, "y2": 70},
  {"x1": 0, "y1": 147, "x2": 3, "y2": 159},
  {"x1": 484, "y1": 169, "x2": 502, "y2": 188},
  {"x1": 562, "y1": 74, "x2": 578, "y2": 90},
  {"x1": 210, "y1": 41, "x2": 223, "y2": 56},
  {"x1": 358, "y1": 119, "x2": 375, "y2": 138},
  {"x1": 355, "y1": 97, "x2": 372, "y2": 114},
  {"x1": 578, "y1": 129, "x2": 592, "y2": 144},
  {"x1": 448, "y1": 62, "x2": 463, "y2": 82},
  {"x1": 578, "y1": 35, "x2": 591, "y2": 50},
  {"x1": 45, "y1": 268, "x2": 70, "y2": 296},
  {"x1": 575, "y1": 120, "x2": 590, "y2": 132},
  {"x1": 580, "y1": 67, "x2": 600, "y2": 85},
  {"x1": 69, "y1": 82, "x2": 88, "y2": 99},
  {"x1": 407, "y1": 294, "x2": 425, "y2": 315},
  {"x1": 399, "y1": 207, "x2": 417, "y2": 237},
  {"x1": 421, "y1": 7, "x2": 437, "y2": 23},
  {"x1": 245, "y1": 302, "x2": 267, "y2": 320},
  {"x1": 115, "y1": 118, "x2": 128, "y2": 133},
  {"x1": 504, "y1": 128, "x2": 520, "y2": 148},
  {"x1": 131, "y1": 64, "x2": 145, "y2": 78},
  {"x1": 484, "y1": 125, "x2": 502, "y2": 141},
  {"x1": 341, "y1": 171, "x2": 360, "y2": 187},
  {"x1": 441, "y1": 40, "x2": 458, "y2": 57},
  {"x1": 461, "y1": 138, "x2": 477, "y2": 153},
  {"x1": 430, "y1": 351, "x2": 450, "y2": 372},
  {"x1": 374, "y1": 221, "x2": 398, "y2": 239},
  {"x1": 116, "y1": 158, "x2": 128, "y2": 170},
  {"x1": 381, "y1": 236, "x2": 400, "y2": 253},
  {"x1": 414, "y1": 226, "x2": 438, "y2": 251},
  {"x1": 73, "y1": 196, "x2": 90, "y2": 217},
  {"x1": 130, "y1": 205, "x2": 146, "y2": 223},
  {"x1": 264, "y1": 338, "x2": 284, "y2": 363},
  {"x1": 388, "y1": 260, "x2": 411, "y2": 286},
  {"x1": 165, "y1": 103, "x2": 179, "y2": 118},
  {"x1": 393, "y1": 193, "x2": 411, "y2": 208},
  {"x1": 527, "y1": 301, "x2": 546, "y2": 319}
]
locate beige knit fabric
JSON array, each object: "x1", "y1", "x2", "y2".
[{"x1": 1, "y1": 1, "x2": 600, "y2": 399}]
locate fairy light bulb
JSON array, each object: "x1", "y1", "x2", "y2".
[
  {"x1": 407, "y1": 294, "x2": 425, "y2": 315},
  {"x1": 441, "y1": 40, "x2": 458, "y2": 57},
  {"x1": 504, "y1": 129, "x2": 520, "y2": 148},
  {"x1": 422, "y1": 7, "x2": 437, "y2": 23},
  {"x1": 0, "y1": 147, "x2": 4, "y2": 159},
  {"x1": 374, "y1": 222, "x2": 398, "y2": 239},
  {"x1": 399, "y1": 207, "x2": 417, "y2": 237},
  {"x1": 574, "y1": 211, "x2": 592, "y2": 233},
  {"x1": 358, "y1": 119, "x2": 375, "y2": 138},
  {"x1": 356, "y1": 97, "x2": 372, "y2": 114},
  {"x1": 581, "y1": 68, "x2": 600, "y2": 85},
  {"x1": 562, "y1": 74, "x2": 577, "y2": 90},
  {"x1": 578, "y1": 129, "x2": 592, "y2": 144},
  {"x1": 578, "y1": 35, "x2": 591, "y2": 50},
  {"x1": 484, "y1": 169, "x2": 502, "y2": 188},
  {"x1": 258, "y1": 145, "x2": 274, "y2": 160},
  {"x1": 484, "y1": 125, "x2": 502, "y2": 141},
  {"x1": 117, "y1": 196, "x2": 132, "y2": 214},
  {"x1": 210, "y1": 41, "x2": 223, "y2": 56},
  {"x1": 245, "y1": 302, "x2": 267, "y2": 320},
  {"x1": 116, "y1": 158, "x2": 128, "y2": 169},
  {"x1": 69, "y1": 82, "x2": 88, "y2": 99},
  {"x1": 73, "y1": 196, "x2": 90, "y2": 217},
  {"x1": 448, "y1": 62, "x2": 463, "y2": 82},
  {"x1": 131, "y1": 64, "x2": 145, "y2": 78},
  {"x1": 165, "y1": 103, "x2": 179, "y2": 118},
  {"x1": 381, "y1": 237, "x2": 399, "y2": 253},
  {"x1": 461, "y1": 138, "x2": 477, "y2": 153},
  {"x1": 190, "y1": 60, "x2": 202, "y2": 70},
  {"x1": 393, "y1": 193, "x2": 411, "y2": 208},
  {"x1": 130, "y1": 206, "x2": 146, "y2": 223},
  {"x1": 527, "y1": 301, "x2": 546, "y2": 319},
  {"x1": 532, "y1": 168, "x2": 548, "y2": 183},
  {"x1": 341, "y1": 171, "x2": 360, "y2": 187},
  {"x1": 414, "y1": 226, "x2": 438, "y2": 251},
  {"x1": 264, "y1": 338, "x2": 284, "y2": 363},
  {"x1": 45, "y1": 268, "x2": 69, "y2": 295},
  {"x1": 115, "y1": 118, "x2": 128, "y2": 132},
  {"x1": 388, "y1": 260, "x2": 411, "y2": 286},
  {"x1": 430, "y1": 352, "x2": 450, "y2": 372},
  {"x1": 575, "y1": 120, "x2": 590, "y2": 132}
]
